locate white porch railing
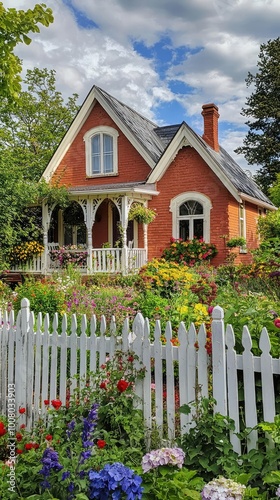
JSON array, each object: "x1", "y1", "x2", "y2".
[{"x1": 10, "y1": 247, "x2": 147, "y2": 274}]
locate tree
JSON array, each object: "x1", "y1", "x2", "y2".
[
  {"x1": 0, "y1": 68, "x2": 78, "y2": 266},
  {"x1": 235, "y1": 38, "x2": 280, "y2": 195},
  {"x1": 0, "y1": 67, "x2": 79, "y2": 181},
  {"x1": 0, "y1": 2, "x2": 53, "y2": 100}
]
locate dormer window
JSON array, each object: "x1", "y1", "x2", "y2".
[{"x1": 84, "y1": 126, "x2": 118, "y2": 177}]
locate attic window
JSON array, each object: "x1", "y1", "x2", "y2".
[{"x1": 84, "y1": 126, "x2": 119, "y2": 177}]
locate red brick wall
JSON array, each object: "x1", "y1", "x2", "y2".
[
  {"x1": 146, "y1": 146, "x2": 259, "y2": 266},
  {"x1": 52, "y1": 102, "x2": 151, "y2": 187}
]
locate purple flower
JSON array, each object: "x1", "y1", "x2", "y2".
[{"x1": 62, "y1": 471, "x2": 70, "y2": 481}]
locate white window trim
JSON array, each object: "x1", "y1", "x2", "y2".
[
  {"x1": 84, "y1": 126, "x2": 119, "y2": 177},
  {"x1": 170, "y1": 192, "x2": 212, "y2": 242},
  {"x1": 239, "y1": 202, "x2": 247, "y2": 253}
]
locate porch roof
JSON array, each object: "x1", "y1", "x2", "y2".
[{"x1": 68, "y1": 181, "x2": 159, "y2": 197}]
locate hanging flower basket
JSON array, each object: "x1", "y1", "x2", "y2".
[{"x1": 128, "y1": 204, "x2": 157, "y2": 224}]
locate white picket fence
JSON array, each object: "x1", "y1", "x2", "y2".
[{"x1": 0, "y1": 299, "x2": 279, "y2": 453}]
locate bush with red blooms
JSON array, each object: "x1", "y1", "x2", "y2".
[{"x1": 162, "y1": 237, "x2": 218, "y2": 266}]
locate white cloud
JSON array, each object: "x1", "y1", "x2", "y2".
[{"x1": 2, "y1": 0, "x2": 278, "y2": 172}]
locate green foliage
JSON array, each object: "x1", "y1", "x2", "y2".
[
  {"x1": 0, "y1": 352, "x2": 146, "y2": 499},
  {"x1": 214, "y1": 284, "x2": 280, "y2": 357},
  {"x1": 270, "y1": 173, "x2": 280, "y2": 207},
  {"x1": 179, "y1": 398, "x2": 280, "y2": 498},
  {"x1": 0, "y1": 68, "x2": 77, "y2": 264},
  {"x1": 162, "y1": 237, "x2": 218, "y2": 265},
  {"x1": 235, "y1": 37, "x2": 280, "y2": 195},
  {"x1": 13, "y1": 277, "x2": 65, "y2": 318},
  {"x1": 257, "y1": 209, "x2": 280, "y2": 240},
  {"x1": 141, "y1": 467, "x2": 203, "y2": 499},
  {"x1": 226, "y1": 237, "x2": 247, "y2": 248},
  {"x1": 0, "y1": 3, "x2": 53, "y2": 101},
  {"x1": 179, "y1": 398, "x2": 240, "y2": 482},
  {"x1": 128, "y1": 203, "x2": 157, "y2": 224},
  {"x1": 0, "y1": 67, "x2": 79, "y2": 182}
]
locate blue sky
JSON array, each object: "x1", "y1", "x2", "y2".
[{"x1": 3, "y1": 0, "x2": 280, "y2": 172}]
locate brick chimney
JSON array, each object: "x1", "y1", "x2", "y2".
[{"x1": 201, "y1": 103, "x2": 220, "y2": 152}]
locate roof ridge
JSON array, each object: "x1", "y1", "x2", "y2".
[{"x1": 95, "y1": 85, "x2": 159, "y2": 128}]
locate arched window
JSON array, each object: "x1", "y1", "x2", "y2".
[
  {"x1": 84, "y1": 126, "x2": 119, "y2": 177},
  {"x1": 170, "y1": 192, "x2": 212, "y2": 242}
]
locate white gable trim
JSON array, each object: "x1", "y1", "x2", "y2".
[
  {"x1": 147, "y1": 124, "x2": 240, "y2": 203},
  {"x1": 42, "y1": 88, "x2": 97, "y2": 182},
  {"x1": 42, "y1": 87, "x2": 155, "y2": 183},
  {"x1": 239, "y1": 193, "x2": 276, "y2": 211}
]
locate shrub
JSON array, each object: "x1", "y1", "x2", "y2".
[{"x1": 162, "y1": 237, "x2": 218, "y2": 265}]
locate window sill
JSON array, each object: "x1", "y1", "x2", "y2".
[
  {"x1": 86, "y1": 173, "x2": 119, "y2": 179},
  {"x1": 239, "y1": 248, "x2": 247, "y2": 254}
]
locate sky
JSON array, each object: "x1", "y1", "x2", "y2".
[{"x1": 3, "y1": 0, "x2": 279, "y2": 173}]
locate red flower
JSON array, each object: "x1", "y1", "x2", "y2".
[
  {"x1": 208, "y1": 306, "x2": 214, "y2": 315},
  {"x1": 44, "y1": 400, "x2": 50, "y2": 405},
  {"x1": 45, "y1": 434, "x2": 52, "y2": 441},
  {"x1": 0, "y1": 422, "x2": 7, "y2": 436},
  {"x1": 97, "y1": 439, "x2": 106, "y2": 449},
  {"x1": 20, "y1": 424, "x2": 26, "y2": 429},
  {"x1": 25, "y1": 443, "x2": 33, "y2": 450},
  {"x1": 16, "y1": 432, "x2": 23, "y2": 442},
  {"x1": 127, "y1": 355, "x2": 134, "y2": 363},
  {"x1": 33, "y1": 443, "x2": 39, "y2": 449},
  {"x1": 16, "y1": 449, "x2": 23, "y2": 454},
  {"x1": 19, "y1": 407, "x2": 26, "y2": 414},
  {"x1": 274, "y1": 318, "x2": 280, "y2": 328},
  {"x1": 51, "y1": 399, "x2": 62, "y2": 410},
  {"x1": 100, "y1": 381, "x2": 107, "y2": 390},
  {"x1": 117, "y1": 379, "x2": 129, "y2": 393}
]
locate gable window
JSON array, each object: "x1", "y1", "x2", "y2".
[
  {"x1": 84, "y1": 126, "x2": 118, "y2": 177},
  {"x1": 170, "y1": 192, "x2": 211, "y2": 242}
]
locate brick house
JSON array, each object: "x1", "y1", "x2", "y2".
[{"x1": 27, "y1": 86, "x2": 275, "y2": 274}]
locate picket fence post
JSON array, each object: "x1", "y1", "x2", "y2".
[{"x1": 211, "y1": 305, "x2": 227, "y2": 416}]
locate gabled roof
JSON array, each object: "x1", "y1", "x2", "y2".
[
  {"x1": 42, "y1": 85, "x2": 274, "y2": 208},
  {"x1": 148, "y1": 122, "x2": 275, "y2": 208},
  {"x1": 96, "y1": 87, "x2": 164, "y2": 163}
]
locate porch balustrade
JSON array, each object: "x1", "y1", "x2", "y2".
[{"x1": 10, "y1": 247, "x2": 146, "y2": 275}]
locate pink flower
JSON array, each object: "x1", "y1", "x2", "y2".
[{"x1": 274, "y1": 318, "x2": 280, "y2": 328}]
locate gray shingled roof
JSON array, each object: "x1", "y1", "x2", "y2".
[
  {"x1": 96, "y1": 87, "x2": 165, "y2": 162},
  {"x1": 94, "y1": 87, "x2": 273, "y2": 206},
  {"x1": 69, "y1": 181, "x2": 156, "y2": 194}
]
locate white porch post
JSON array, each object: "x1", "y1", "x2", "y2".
[
  {"x1": 143, "y1": 223, "x2": 148, "y2": 264},
  {"x1": 42, "y1": 202, "x2": 50, "y2": 275},
  {"x1": 121, "y1": 196, "x2": 129, "y2": 275},
  {"x1": 87, "y1": 227, "x2": 93, "y2": 274}
]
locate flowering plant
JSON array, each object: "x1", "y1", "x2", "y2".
[
  {"x1": 49, "y1": 245, "x2": 88, "y2": 268},
  {"x1": 162, "y1": 237, "x2": 218, "y2": 265},
  {"x1": 88, "y1": 462, "x2": 143, "y2": 499},
  {"x1": 128, "y1": 203, "x2": 157, "y2": 224},
  {"x1": 140, "y1": 447, "x2": 203, "y2": 499},
  {"x1": 8, "y1": 241, "x2": 44, "y2": 264},
  {"x1": 141, "y1": 447, "x2": 185, "y2": 473},
  {"x1": 201, "y1": 477, "x2": 246, "y2": 499}
]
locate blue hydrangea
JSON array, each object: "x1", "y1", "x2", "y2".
[{"x1": 88, "y1": 462, "x2": 143, "y2": 500}]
